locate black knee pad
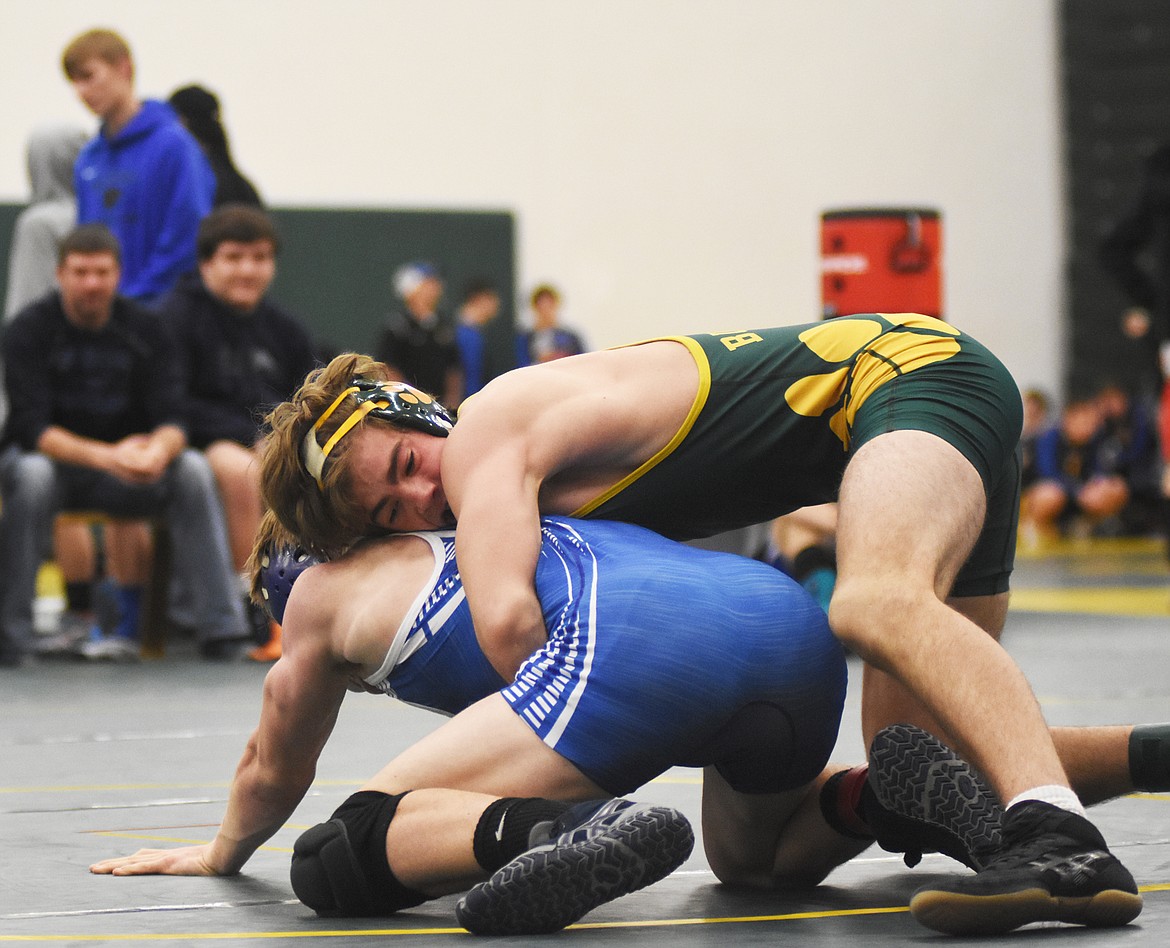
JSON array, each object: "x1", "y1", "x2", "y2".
[
  {"x1": 290, "y1": 790, "x2": 428, "y2": 917},
  {"x1": 706, "y1": 702, "x2": 797, "y2": 794},
  {"x1": 1130, "y1": 722, "x2": 1170, "y2": 791}
]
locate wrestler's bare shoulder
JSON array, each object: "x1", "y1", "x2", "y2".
[
  {"x1": 284, "y1": 534, "x2": 437, "y2": 671},
  {"x1": 456, "y1": 340, "x2": 696, "y2": 431},
  {"x1": 517, "y1": 339, "x2": 692, "y2": 389}
]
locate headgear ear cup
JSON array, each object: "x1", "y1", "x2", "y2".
[{"x1": 258, "y1": 544, "x2": 322, "y2": 624}]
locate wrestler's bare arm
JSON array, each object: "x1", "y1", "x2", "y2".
[
  {"x1": 90, "y1": 577, "x2": 352, "y2": 877},
  {"x1": 443, "y1": 345, "x2": 695, "y2": 680},
  {"x1": 205, "y1": 640, "x2": 349, "y2": 874},
  {"x1": 445, "y1": 393, "x2": 549, "y2": 681}
]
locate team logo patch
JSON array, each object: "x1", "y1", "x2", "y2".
[{"x1": 784, "y1": 315, "x2": 962, "y2": 448}]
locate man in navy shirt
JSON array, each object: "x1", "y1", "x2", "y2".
[
  {"x1": 0, "y1": 226, "x2": 248, "y2": 666},
  {"x1": 162, "y1": 205, "x2": 318, "y2": 657}
]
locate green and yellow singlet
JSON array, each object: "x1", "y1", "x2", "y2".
[{"x1": 571, "y1": 312, "x2": 1022, "y2": 590}]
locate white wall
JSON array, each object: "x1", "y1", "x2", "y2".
[{"x1": 1, "y1": 0, "x2": 1064, "y2": 392}]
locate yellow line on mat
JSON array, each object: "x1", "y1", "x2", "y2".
[
  {"x1": 1010, "y1": 586, "x2": 1169, "y2": 616},
  {"x1": 1016, "y1": 536, "x2": 1166, "y2": 559},
  {"x1": 0, "y1": 907, "x2": 904, "y2": 941},
  {"x1": 2, "y1": 889, "x2": 1167, "y2": 941}
]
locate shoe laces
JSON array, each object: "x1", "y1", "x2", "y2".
[
  {"x1": 983, "y1": 802, "x2": 1106, "y2": 871},
  {"x1": 549, "y1": 799, "x2": 634, "y2": 845}
]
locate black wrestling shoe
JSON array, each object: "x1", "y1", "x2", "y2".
[
  {"x1": 910, "y1": 800, "x2": 1142, "y2": 935},
  {"x1": 455, "y1": 798, "x2": 694, "y2": 935},
  {"x1": 866, "y1": 723, "x2": 1003, "y2": 870}
]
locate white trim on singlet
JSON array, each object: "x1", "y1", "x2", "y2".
[
  {"x1": 531, "y1": 519, "x2": 599, "y2": 746},
  {"x1": 362, "y1": 529, "x2": 463, "y2": 688}
]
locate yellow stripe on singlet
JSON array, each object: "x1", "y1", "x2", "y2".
[{"x1": 569, "y1": 336, "x2": 710, "y2": 519}]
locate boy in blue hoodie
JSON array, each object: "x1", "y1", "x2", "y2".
[{"x1": 62, "y1": 29, "x2": 214, "y2": 306}]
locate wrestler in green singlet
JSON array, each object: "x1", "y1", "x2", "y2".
[{"x1": 571, "y1": 312, "x2": 1022, "y2": 597}]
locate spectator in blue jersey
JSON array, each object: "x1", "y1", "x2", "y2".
[
  {"x1": 1021, "y1": 394, "x2": 1127, "y2": 539},
  {"x1": 1019, "y1": 387, "x2": 1054, "y2": 492},
  {"x1": 1093, "y1": 381, "x2": 1160, "y2": 534},
  {"x1": 515, "y1": 283, "x2": 586, "y2": 367},
  {"x1": 454, "y1": 278, "x2": 502, "y2": 401},
  {"x1": 62, "y1": 29, "x2": 214, "y2": 306}
]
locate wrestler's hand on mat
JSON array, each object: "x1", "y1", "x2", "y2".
[{"x1": 90, "y1": 844, "x2": 226, "y2": 876}]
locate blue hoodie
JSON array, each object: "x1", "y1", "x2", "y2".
[{"x1": 75, "y1": 99, "x2": 215, "y2": 302}]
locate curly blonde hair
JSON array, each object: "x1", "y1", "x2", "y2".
[{"x1": 259, "y1": 352, "x2": 400, "y2": 559}]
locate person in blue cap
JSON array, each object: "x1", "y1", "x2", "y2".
[{"x1": 373, "y1": 261, "x2": 463, "y2": 408}]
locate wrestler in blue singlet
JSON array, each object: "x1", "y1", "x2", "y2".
[{"x1": 362, "y1": 517, "x2": 847, "y2": 796}]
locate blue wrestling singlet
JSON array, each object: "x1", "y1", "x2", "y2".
[{"x1": 362, "y1": 518, "x2": 847, "y2": 796}]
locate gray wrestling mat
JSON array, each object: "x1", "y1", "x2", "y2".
[{"x1": 2, "y1": 537, "x2": 1167, "y2": 945}]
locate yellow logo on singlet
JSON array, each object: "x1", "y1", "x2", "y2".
[
  {"x1": 783, "y1": 314, "x2": 962, "y2": 448},
  {"x1": 719, "y1": 332, "x2": 764, "y2": 351}
]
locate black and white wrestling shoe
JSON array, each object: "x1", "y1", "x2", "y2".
[{"x1": 455, "y1": 797, "x2": 694, "y2": 935}]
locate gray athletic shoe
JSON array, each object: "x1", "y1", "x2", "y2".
[
  {"x1": 455, "y1": 798, "x2": 694, "y2": 935},
  {"x1": 33, "y1": 612, "x2": 94, "y2": 658},
  {"x1": 78, "y1": 635, "x2": 140, "y2": 662},
  {"x1": 867, "y1": 722, "x2": 1003, "y2": 870}
]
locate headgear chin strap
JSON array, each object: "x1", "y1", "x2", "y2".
[{"x1": 301, "y1": 379, "x2": 454, "y2": 490}]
